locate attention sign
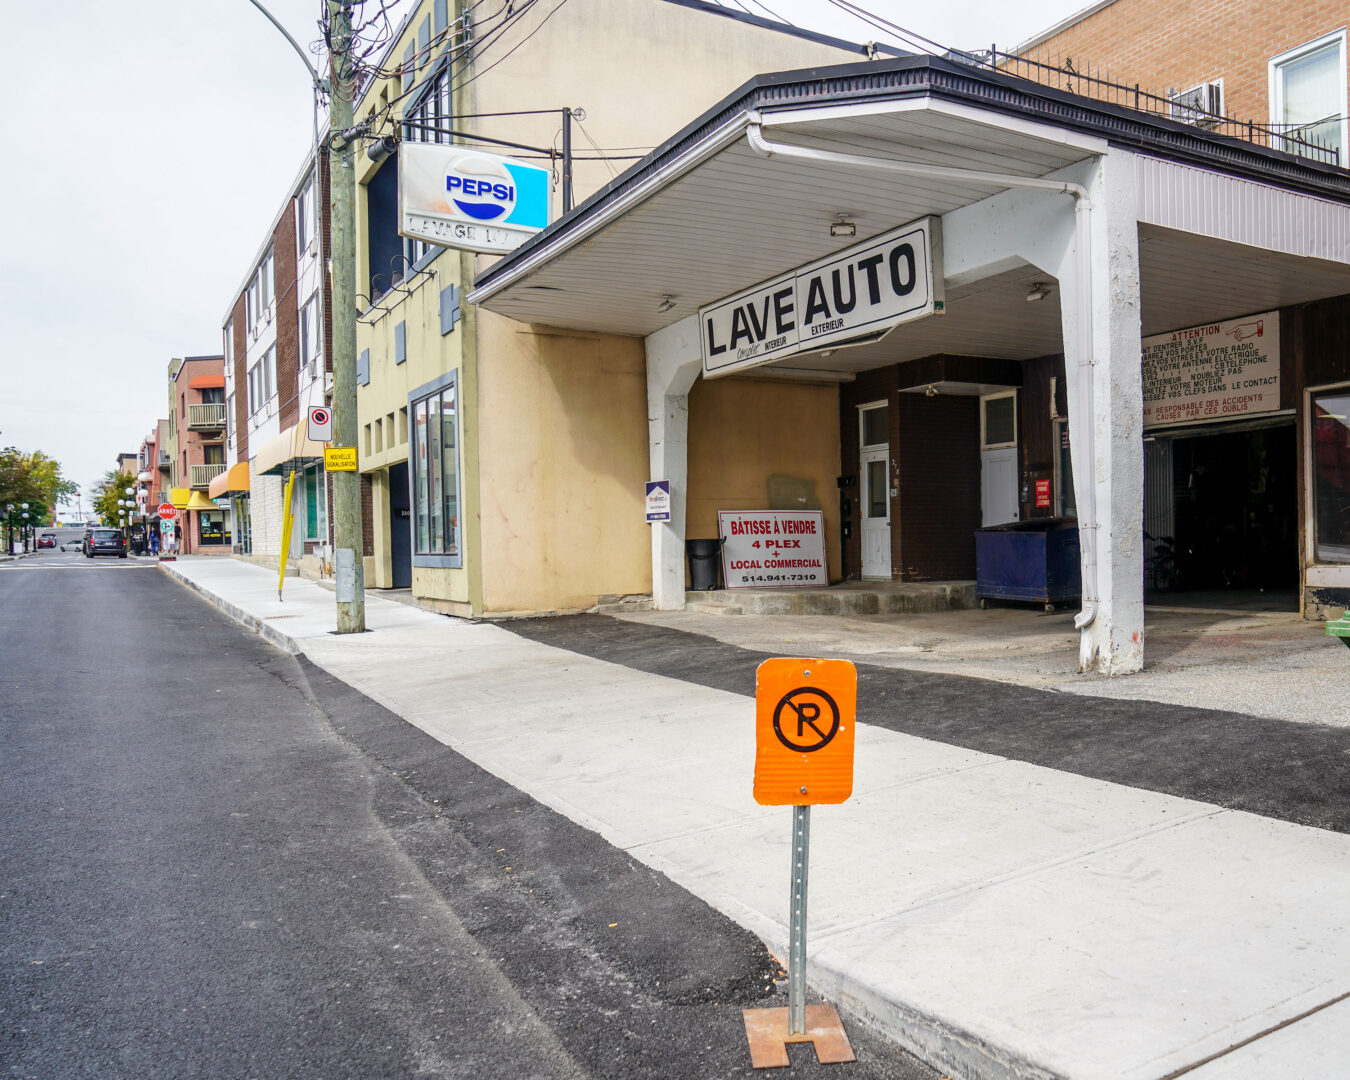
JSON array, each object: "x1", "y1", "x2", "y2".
[
  {"x1": 718, "y1": 510, "x2": 827, "y2": 589},
  {"x1": 753, "y1": 658, "x2": 856, "y2": 805},
  {"x1": 1142, "y1": 311, "x2": 1280, "y2": 428},
  {"x1": 700, "y1": 217, "x2": 943, "y2": 378}
]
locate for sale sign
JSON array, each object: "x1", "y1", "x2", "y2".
[{"x1": 718, "y1": 510, "x2": 827, "y2": 589}]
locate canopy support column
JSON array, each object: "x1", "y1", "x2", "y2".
[{"x1": 645, "y1": 317, "x2": 702, "y2": 610}]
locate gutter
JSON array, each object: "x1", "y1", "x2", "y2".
[{"x1": 746, "y1": 119, "x2": 1101, "y2": 630}]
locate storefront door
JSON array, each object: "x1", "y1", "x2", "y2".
[
  {"x1": 861, "y1": 448, "x2": 891, "y2": 578},
  {"x1": 981, "y1": 392, "x2": 1019, "y2": 526}
]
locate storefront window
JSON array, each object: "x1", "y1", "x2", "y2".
[
  {"x1": 410, "y1": 373, "x2": 460, "y2": 563},
  {"x1": 1312, "y1": 390, "x2": 1350, "y2": 564},
  {"x1": 200, "y1": 510, "x2": 229, "y2": 546},
  {"x1": 303, "y1": 464, "x2": 326, "y2": 541}
]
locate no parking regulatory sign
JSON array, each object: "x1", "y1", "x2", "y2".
[{"x1": 753, "y1": 657, "x2": 856, "y2": 805}]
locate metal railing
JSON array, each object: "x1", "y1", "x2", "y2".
[
  {"x1": 189, "y1": 463, "x2": 227, "y2": 489},
  {"x1": 977, "y1": 49, "x2": 1341, "y2": 167},
  {"x1": 187, "y1": 402, "x2": 228, "y2": 429}
]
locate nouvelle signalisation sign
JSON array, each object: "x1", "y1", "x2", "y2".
[
  {"x1": 700, "y1": 217, "x2": 943, "y2": 378},
  {"x1": 399, "y1": 144, "x2": 551, "y2": 256}
]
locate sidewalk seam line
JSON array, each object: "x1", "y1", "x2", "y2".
[{"x1": 1156, "y1": 987, "x2": 1350, "y2": 1079}]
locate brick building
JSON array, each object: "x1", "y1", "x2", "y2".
[
  {"x1": 1013, "y1": 0, "x2": 1347, "y2": 163},
  {"x1": 165, "y1": 354, "x2": 229, "y2": 554}
]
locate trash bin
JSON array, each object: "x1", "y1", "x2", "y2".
[
  {"x1": 975, "y1": 518, "x2": 1081, "y2": 612},
  {"x1": 1327, "y1": 612, "x2": 1350, "y2": 649},
  {"x1": 686, "y1": 538, "x2": 724, "y2": 591}
]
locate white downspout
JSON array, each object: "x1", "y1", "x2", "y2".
[{"x1": 745, "y1": 120, "x2": 1100, "y2": 630}]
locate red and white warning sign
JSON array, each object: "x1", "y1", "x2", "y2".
[
  {"x1": 307, "y1": 405, "x2": 332, "y2": 443},
  {"x1": 717, "y1": 510, "x2": 827, "y2": 589}
]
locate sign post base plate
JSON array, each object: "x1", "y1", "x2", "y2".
[{"x1": 742, "y1": 1003, "x2": 855, "y2": 1069}]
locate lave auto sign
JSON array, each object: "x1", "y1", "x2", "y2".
[{"x1": 699, "y1": 217, "x2": 943, "y2": 377}]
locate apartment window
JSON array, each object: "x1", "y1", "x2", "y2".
[
  {"x1": 1271, "y1": 31, "x2": 1347, "y2": 162},
  {"x1": 399, "y1": 65, "x2": 450, "y2": 269},
  {"x1": 247, "y1": 346, "x2": 276, "y2": 415},
  {"x1": 296, "y1": 177, "x2": 317, "y2": 255},
  {"x1": 299, "y1": 293, "x2": 321, "y2": 372},
  {"x1": 223, "y1": 320, "x2": 234, "y2": 364},
  {"x1": 245, "y1": 247, "x2": 275, "y2": 331},
  {"x1": 409, "y1": 372, "x2": 460, "y2": 564},
  {"x1": 1311, "y1": 387, "x2": 1350, "y2": 564}
]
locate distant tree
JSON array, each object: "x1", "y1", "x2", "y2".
[
  {"x1": 0, "y1": 447, "x2": 67, "y2": 526},
  {"x1": 91, "y1": 469, "x2": 138, "y2": 527}
]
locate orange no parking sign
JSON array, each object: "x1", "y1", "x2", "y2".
[{"x1": 753, "y1": 658, "x2": 856, "y2": 806}]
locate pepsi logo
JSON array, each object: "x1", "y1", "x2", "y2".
[{"x1": 445, "y1": 154, "x2": 516, "y2": 222}]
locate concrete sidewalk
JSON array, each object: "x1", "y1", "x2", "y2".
[{"x1": 163, "y1": 557, "x2": 1350, "y2": 1080}]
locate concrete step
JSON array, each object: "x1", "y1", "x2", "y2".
[{"x1": 686, "y1": 581, "x2": 975, "y2": 616}]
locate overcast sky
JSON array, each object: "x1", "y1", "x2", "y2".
[{"x1": 0, "y1": 0, "x2": 1089, "y2": 497}]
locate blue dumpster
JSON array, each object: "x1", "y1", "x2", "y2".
[{"x1": 975, "y1": 518, "x2": 1081, "y2": 612}]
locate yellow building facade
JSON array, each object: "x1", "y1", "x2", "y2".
[{"x1": 354, "y1": 0, "x2": 870, "y2": 616}]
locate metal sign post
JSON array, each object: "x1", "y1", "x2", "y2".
[
  {"x1": 788, "y1": 804, "x2": 810, "y2": 1036},
  {"x1": 743, "y1": 658, "x2": 857, "y2": 1069}
]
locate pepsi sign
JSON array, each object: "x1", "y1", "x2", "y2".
[
  {"x1": 699, "y1": 217, "x2": 944, "y2": 378},
  {"x1": 400, "y1": 144, "x2": 550, "y2": 255}
]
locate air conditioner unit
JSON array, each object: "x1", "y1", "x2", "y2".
[{"x1": 1169, "y1": 82, "x2": 1222, "y2": 127}]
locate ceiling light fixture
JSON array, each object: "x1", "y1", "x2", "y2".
[
  {"x1": 830, "y1": 214, "x2": 856, "y2": 238},
  {"x1": 925, "y1": 384, "x2": 940, "y2": 398},
  {"x1": 656, "y1": 295, "x2": 676, "y2": 313},
  {"x1": 1026, "y1": 283, "x2": 1051, "y2": 302}
]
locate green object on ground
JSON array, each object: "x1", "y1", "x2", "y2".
[{"x1": 1326, "y1": 613, "x2": 1350, "y2": 649}]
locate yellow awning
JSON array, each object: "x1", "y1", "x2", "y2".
[
  {"x1": 254, "y1": 426, "x2": 327, "y2": 476},
  {"x1": 170, "y1": 487, "x2": 191, "y2": 509},
  {"x1": 207, "y1": 461, "x2": 250, "y2": 499}
]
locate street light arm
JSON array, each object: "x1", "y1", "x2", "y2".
[{"x1": 245, "y1": 0, "x2": 327, "y2": 93}]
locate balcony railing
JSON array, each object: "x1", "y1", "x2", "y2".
[
  {"x1": 187, "y1": 402, "x2": 228, "y2": 429},
  {"x1": 190, "y1": 463, "x2": 227, "y2": 489},
  {"x1": 977, "y1": 50, "x2": 1341, "y2": 166},
  {"x1": 157, "y1": 451, "x2": 171, "y2": 467}
]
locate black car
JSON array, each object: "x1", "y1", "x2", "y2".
[{"x1": 86, "y1": 528, "x2": 127, "y2": 559}]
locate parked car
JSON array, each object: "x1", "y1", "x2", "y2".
[
  {"x1": 61, "y1": 537, "x2": 84, "y2": 552},
  {"x1": 37, "y1": 533, "x2": 56, "y2": 548},
  {"x1": 86, "y1": 528, "x2": 127, "y2": 559}
]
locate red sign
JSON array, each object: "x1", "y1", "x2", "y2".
[
  {"x1": 1034, "y1": 479, "x2": 1052, "y2": 509},
  {"x1": 157, "y1": 503, "x2": 177, "y2": 520}
]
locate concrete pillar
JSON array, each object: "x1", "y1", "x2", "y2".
[
  {"x1": 942, "y1": 150, "x2": 1144, "y2": 674},
  {"x1": 644, "y1": 316, "x2": 703, "y2": 610},
  {"x1": 1071, "y1": 151, "x2": 1144, "y2": 674}
]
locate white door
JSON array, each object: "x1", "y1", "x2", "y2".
[
  {"x1": 861, "y1": 448, "x2": 891, "y2": 578},
  {"x1": 981, "y1": 448, "x2": 1018, "y2": 526}
]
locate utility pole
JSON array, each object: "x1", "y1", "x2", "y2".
[{"x1": 328, "y1": 0, "x2": 366, "y2": 632}]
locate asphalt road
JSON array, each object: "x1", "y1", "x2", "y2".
[{"x1": 0, "y1": 553, "x2": 937, "y2": 1080}]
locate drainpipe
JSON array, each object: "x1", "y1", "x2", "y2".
[{"x1": 745, "y1": 119, "x2": 1100, "y2": 630}]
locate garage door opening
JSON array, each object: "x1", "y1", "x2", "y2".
[{"x1": 1143, "y1": 421, "x2": 1298, "y2": 610}]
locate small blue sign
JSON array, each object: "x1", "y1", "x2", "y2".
[{"x1": 645, "y1": 480, "x2": 671, "y2": 523}]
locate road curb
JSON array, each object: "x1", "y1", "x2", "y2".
[{"x1": 158, "y1": 562, "x2": 302, "y2": 655}]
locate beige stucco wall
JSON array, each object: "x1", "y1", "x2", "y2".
[
  {"x1": 476, "y1": 313, "x2": 650, "y2": 614},
  {"x1": 687, "y1": 376, "x2": 843, "y2": 583},
  {"x1": 348, "y1": 0, "x2": 865, "y2": 613}
]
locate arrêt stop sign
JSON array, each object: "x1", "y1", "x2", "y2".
[{"x1": 157, "y1": 503, "x2": 176, "y2": 520}]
